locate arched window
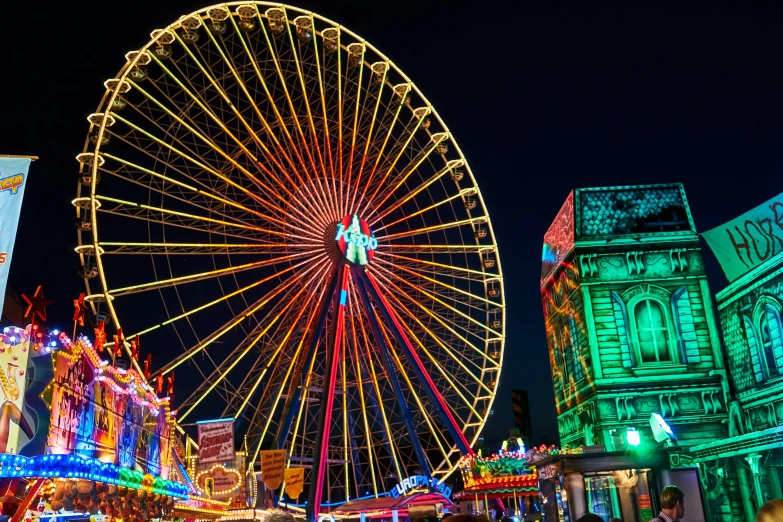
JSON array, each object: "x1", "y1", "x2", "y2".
[
  {"x1": 634, "y1": 299, "x2": 671, "y2": 363},
  {"x1": 758, "y1": 305, "x2": 783, "y2": 378}
]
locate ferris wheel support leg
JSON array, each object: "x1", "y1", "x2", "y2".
[
  {"x1": 354, "y1": 268, "x2": 432, "y2": 481},
  {"x1": 360, "y1": 269, "x2": 474, "y2": 457},
  {"x1": 276, "y1": 267, "x2": 342, "y2": 450},
  {"x1": 308, "y1": 264, "x2": 350, "y2": 522}
]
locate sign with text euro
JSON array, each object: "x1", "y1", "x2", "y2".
[
  {"x1": 0, "y1": 158, "x2": 30, "y2": 314},
  {"x1": 702, "y1": 192, "x2": 783, "y2": 282},
  {"x1": 197, "y1": 419, "x2": 235, "y2": 465}
]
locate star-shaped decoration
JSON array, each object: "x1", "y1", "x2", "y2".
[
  {"x1": 72, "y1": 293, "x2": 88, "y2": 326},
  {"x1": 22, "y1": 286, "x2": 54, "y2": 322}
]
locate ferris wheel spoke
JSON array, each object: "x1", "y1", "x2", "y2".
[
  {"x1": 373, "y1": 189, "x2": 476, "y2": 234},
  {"x1": 361, "y1": 111, "x2": 425, "y2": 214},
  {"x1": 257, "y1": 18, "x2": 335, "y2": 220},
  {"x1": 359, "y1": 269, "x2": 473, "y2": 454},
  {"x1": 100, "y1": 152, "x2": 307, "y2": 233},
  {"x1": 373, "y1": 256, "x2": 499, "y2": 308},
  {"x1": 107, "y1": 261, "x2": 306, "y2": 345},
  {"x1": 231, "y1": 16, "x2": 313, "y2": 189},
  {"x1": 375, "y1": 216, "x2": 487, "y2": 241},
  {"x1": 97, "y1": 242, "x2": 302, "y2": 255},
  {"x1": 231, "y1": 281, "x2": 324, "y2": 433},
  {"x1": 349, "y1": 64, "x2": 388, "y2": 214},
  {"x1": 342, "y1": 46, "x2": 366, "y2": 203},
  {"x1": 369, "y1": 133, "x2": 450, "y2": 215},
  {"x1": 153, "y1": 256, "x2": 328, "y2": 376},
  {"x1": 283, "y1": 17, "x2": 330, "y2": 188},
  {"x1": 178, "y1": 264, "x2": 327, "y2": 421},
  {"x1": 369, "y1": 159, "x2": 464, "y2": 225},
  {"x1": 372, "y1": 261, "x2": 495, "y2": 320},
  {"x1": 96, "y1": 166, "x2": 277, "y2": 233},
  {"x1": 381, "y1": 243, "x2": 493, "y2": 254},
  {"x1": 95, "y1": 194, "x2": 319, "y2": 243},
  {"x1": 108, "y1": 251, "x2": 311, "y2": 297},
  {"x1": 375, "y1": 251, "x2": 493, "y2": 282},
  {"x1": 356, "y1": 282, "x2": 433, "y2": 478},
  {"x1": 109, "y1": 112, "x2": 290, "y2": 216},
  {"x1": 171, "y1": 30, "x2": 302, "y2": 197},
  {"x1": 182, "y1": 41, "x2": 333, "y2": 235},
  {"x1": 355, "y1": 86, "x2": 408, "y2": 214},
  {"x1": 129, "y1": 75, "x2": 323, "y2": 227},
  {"x1": 386, "y1": 340, "x2": 451, "y2": 463},
  {"x1": 101, "y1": 130, "x2": 289, "y2": 228},
  {"x1": 381, "y1": 287, "x2": 494, "y2": 392},
  {"x1": 370, "y1": 264, "x2": 497, "y2": 345},
  {"x1": 375, "y1": 294, "x2": 482, "y2": 422}
]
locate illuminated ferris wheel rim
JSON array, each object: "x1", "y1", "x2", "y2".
[{"x1": 74, "y1": 0, "x2": 506, "y2": 503}]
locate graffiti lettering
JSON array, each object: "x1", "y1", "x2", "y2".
[{"x1": 720, "y1": 200, "x2": 783, "y2": 271}]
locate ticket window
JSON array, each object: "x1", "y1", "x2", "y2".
[{"x1": 583, "y1": 468, "x2": 654, "y2": 522}]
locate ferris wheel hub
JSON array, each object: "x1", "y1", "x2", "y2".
[{"x1": 334, "y1": 215, "x2": 377, "y2": 266}]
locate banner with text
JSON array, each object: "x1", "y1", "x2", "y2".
[
  {"x1": 260, "y1": 449, "x2": 287, "y2": 490},
  {"x1": 0, "y1": 158, "x2": 31, "y2": 313},
  {"x1": 198, "y1": 419, "x2": 235, "y2": 465},
  {"x1": 283, "y1": 468, "x2": 304, "y2": 498},
  {"x1": 702, "y1": 192, "x2": 783, "y2": 282}
]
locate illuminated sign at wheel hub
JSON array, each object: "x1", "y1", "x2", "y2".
[{"x1": 335, "y1": 215, "x2": 377, "y2": 265}]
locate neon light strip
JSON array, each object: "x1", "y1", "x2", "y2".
[{"x1": 311, "y1": 264, "x2": 350, "y2": 518}]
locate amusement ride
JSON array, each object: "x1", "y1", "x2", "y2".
[{"x1": 72, "y1": 2, "x2": 505, "y2": 517}]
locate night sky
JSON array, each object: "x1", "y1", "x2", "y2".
[{"x1": 2, "y1": 1, "x2": 783, "y2": 450}]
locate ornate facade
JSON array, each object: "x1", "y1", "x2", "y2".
[
  {"x1": 691, "y1": 204, "x2": 783, "y2": 520},
  {"x1": 541, "y1": 185, "x2": 738, "y2": 520}
]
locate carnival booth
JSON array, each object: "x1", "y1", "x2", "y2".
[
  {"x1": 0, "y1": 323, "x2": 227, "y2": 522},
  {"x1": 454, "y1": 442, "x2": 543, "y2": 519}
]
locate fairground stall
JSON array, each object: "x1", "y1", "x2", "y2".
[
  {"x1": 0, "y1": 322, "x2": 227, "y2": 522},
  {"x1": 454, "y1": 443, "x2": 547, "y2": 519}
]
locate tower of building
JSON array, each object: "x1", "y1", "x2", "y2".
[{"x1": 540, "y1": 184, "x2": 729, "y2": 452}]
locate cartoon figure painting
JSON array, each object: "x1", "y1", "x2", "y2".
[{"x1": 0, "y1": 337, "x2": 32, "y2": 453}]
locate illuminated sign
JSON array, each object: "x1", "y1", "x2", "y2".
[
  {"x1": 335, "y1": 215, "x2": 377, "y2": 265},
  {"x1": 390, "y1": 475, "x2": 452, "y2": 499}
]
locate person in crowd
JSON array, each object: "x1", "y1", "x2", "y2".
[
  {"x1": 263, "y1": 509, "x2": 297, "y2": 522},
  {"x1": 575, "y1": 514, "x2": 604, "y2": 522},
  {"x1": 651, "y1": 485, "x2": 685, "y2": 522},
  {"x1": 756, "y1": 499, "x2": 783, "y2": 522}
]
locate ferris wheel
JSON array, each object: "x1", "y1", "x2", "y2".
[{"x1": 74, "y1": 1, "x2": 504, "y2": 514}]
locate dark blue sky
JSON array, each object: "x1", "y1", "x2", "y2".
[{"x1": 2, "y1": 1, "x2": 782, "y2": 449}]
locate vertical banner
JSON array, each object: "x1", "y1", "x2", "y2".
[
  {"x1": 260, "y1": 449, "x2": 287, "y2": 490},
  {"x1": 197, "y1": 418, "x2": 235, "y2": 465},
  {"x1": 0, "y1": 157, "x2": 31, "y2": 313},
  {"x1": 283, "y1": 468, "x2": 304, "y2": 498}
]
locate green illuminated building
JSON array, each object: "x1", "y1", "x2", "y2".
[
  {"x1": 541, "y1": 185, "x2": 737, "y2": 520},
  {"x1": 690, "y1": 193, "x2": 783, "y2": 520}
]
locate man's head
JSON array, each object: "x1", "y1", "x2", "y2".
[
  {"x1": 660, "y1": 485, "x2": 685, "y2": 519},
  {"x1": 264, "y1": 509, "x2": 296, "y2": 522}
]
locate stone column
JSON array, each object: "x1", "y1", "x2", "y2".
[
  {"x1": 736, "y1": 463, "x2": 757, "y2": 522},
  {"x1": 767, "y1": 463, "x2": 782, "y2": 500},
  {"x1": 745, "y1": 454, "x2": 764, "y2": 508},
  {"x1": 564, "y1": 473, "x2": 587, "y2": 520}
]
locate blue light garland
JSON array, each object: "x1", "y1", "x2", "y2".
[{"x1": 0, "y1": 454, "x2": 189, "y2": 499}]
